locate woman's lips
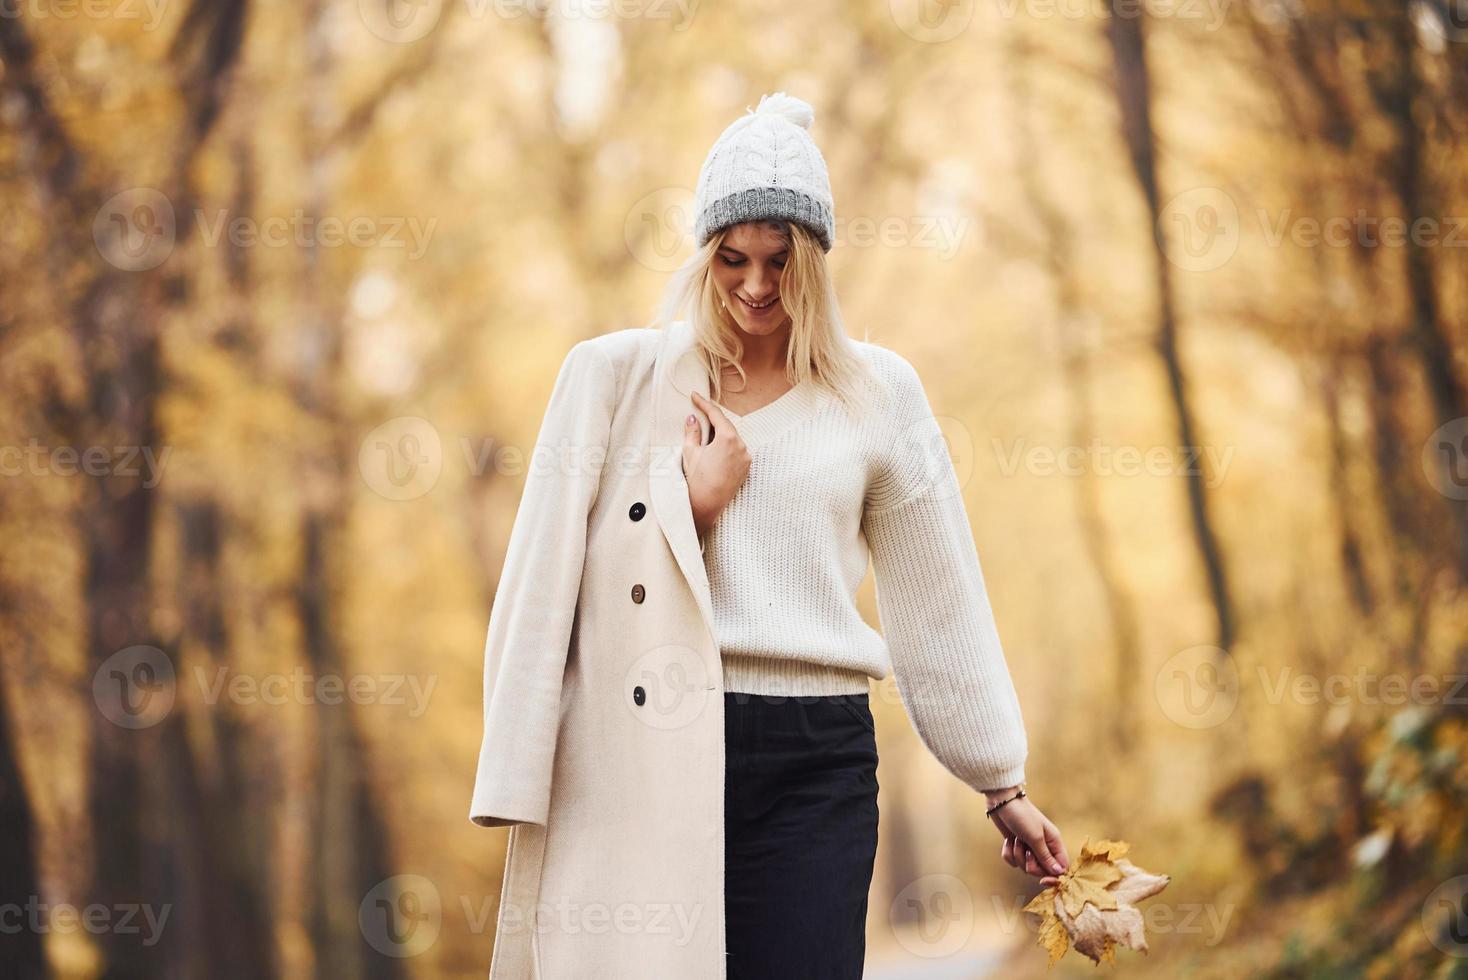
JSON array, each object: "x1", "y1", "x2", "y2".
[{"x1": 737, "y1": 294, "x2": 779, "y2": 316}]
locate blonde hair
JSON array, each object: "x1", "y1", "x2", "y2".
[{"x1": 647, "y1": 219, "x2": 878, "y2": 416}]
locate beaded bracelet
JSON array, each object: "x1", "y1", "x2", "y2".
[{"x1": 984, "y1": 786, "x2": 1027, "y2": 817}]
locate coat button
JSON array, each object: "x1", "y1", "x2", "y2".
[
  {"x1": 633, "y1": 685, "x2": 646, "y2": 706},
  {"x1": 629, "y1": 501, "x2": 646, "y2": 521},
  {"x1": 631, "y1": 583, "x2": 646, "y2": 604}
]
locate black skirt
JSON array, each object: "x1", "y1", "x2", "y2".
[{"x1": 723, "y1": 690, "x2": 880, "y2": 979}]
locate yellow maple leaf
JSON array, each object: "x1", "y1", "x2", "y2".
[{"x1": 1022, "y1": 836, "x2": 1171, "y2": 967}]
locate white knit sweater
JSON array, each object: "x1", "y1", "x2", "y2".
[{"x1": 702, "y1": 341, "x2": 1029, "y2": 792}]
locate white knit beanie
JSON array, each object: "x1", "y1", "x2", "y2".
[{"x1": 693, "y1": 92, "x2": 835, "y2": 253}]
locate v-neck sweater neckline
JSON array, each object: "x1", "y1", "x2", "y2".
[{"x1": 715, "y1": 377, "x2": 828, "y2": 450}]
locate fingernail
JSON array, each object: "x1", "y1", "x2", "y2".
[
  {"x1": 687, "y1": 414, "x2": 695, "y2": 425},
  {"x1": 1053, "y1": 863, "x2": 1064, "y2": 873}
]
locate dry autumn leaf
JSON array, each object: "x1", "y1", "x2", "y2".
[{"x1": 1022, "y1": 837, "x2": 1171, "y2": 967}]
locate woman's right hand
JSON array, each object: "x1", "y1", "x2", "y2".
[
  {"x1": 986, "y1": 793, "x2": 1070, "y2": 888},
  {"x1": 682, "y1": 391, "x2": 751, "y2": 539}
]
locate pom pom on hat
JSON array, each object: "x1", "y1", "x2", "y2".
[{"x1": 751, "y1": 91, "x2": 815, "y2": 130}]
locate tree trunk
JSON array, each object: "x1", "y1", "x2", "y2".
[
  {"x1": 296, "y1": 4, "x2": 404, "y2": 975},
  {"x1": 1379, "y1": 9, "x2": 1468, "y2": 580},
  {"x1": 1006, "y1": 31, "x2": 1146, "y2": 822},
  {"x1": 168, "y1": 500, "x2": 278, "y2": 976},
  {"x1": 0, "y1": 665, "x2": 47, "y2": 976},
  {"x1": 1106, "y1": 2, "x2": 1237, "y2": 654}
]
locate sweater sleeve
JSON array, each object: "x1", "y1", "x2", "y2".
[
  {"x1": 861, "y1": 353, "x2": 1028, "y2": 793},
  {"x1": 470, "y1": 339, "x2": 615, "y2": 827}
]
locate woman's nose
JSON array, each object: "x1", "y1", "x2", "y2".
[{"x1": 745, "y1": 270, "x2": 777, "y2": 298}]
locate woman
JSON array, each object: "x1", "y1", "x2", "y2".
[{"x1": 469, "y1": 93, "x2": 1068, "y2": 980}]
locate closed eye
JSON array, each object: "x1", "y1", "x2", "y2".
[{"x1": 719, "y1": 256, "x2": 786, "y2": 268}]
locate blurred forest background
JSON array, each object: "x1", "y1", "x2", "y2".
[{"x1": 3, "y1": 0, "x2": 1468, "y2": 977}]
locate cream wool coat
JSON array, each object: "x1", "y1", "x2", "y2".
[{"x1": 470, "y1": 319, "x2": 745, "y2": 979}]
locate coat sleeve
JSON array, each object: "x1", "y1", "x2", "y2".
[
  {"x1": 860, "y1": 352, "x2": 1028, "y2": 794},
  {"x1": 469, "y1": 339, "x2": 616, "y2": 828}
]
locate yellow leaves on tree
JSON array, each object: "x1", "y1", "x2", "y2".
[{"x1": 1022, "y1": 837, "x2": 1171, "y2": 967}]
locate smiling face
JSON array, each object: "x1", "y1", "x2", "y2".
[{"x1": 711, "y1": 221, "x2": 792, "y2": 337}]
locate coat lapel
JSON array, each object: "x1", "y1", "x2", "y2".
[{"x1": 647, "y1": 320, "x2": 720, "y2": 654}]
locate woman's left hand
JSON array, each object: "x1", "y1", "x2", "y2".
[{"x1": 985, "y1": 791, "x2": 1070, "y2": 888}]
